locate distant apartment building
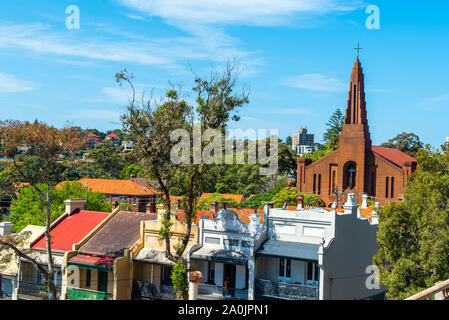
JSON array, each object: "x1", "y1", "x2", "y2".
[
  {"x1": 292, "y1": 128, "x2": 316, "y2": 156},
  {"x1": 85, "y1": 135, "x2": 103, "y2": 150},
  {"x1": 121, "y1": 140, "x2": 133, "y2": 153},
  {"x1": 105, "y1": 133, "x2": 120, "y2": 147},
  {"x1": 58, "y1": 178, "x2": 158, "y2": 213}
]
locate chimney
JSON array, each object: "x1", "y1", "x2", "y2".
[
  {"x1": 361, "y1": 193, "x2": 369, "y2": 209},
  {"x1": 0, "y1": 222, "x2": 13, "y2": 236},
  {"x1": 64, "y1": 199, "x2": 87, "y2": 214},
  {"x1": 297, "y1": 195, "x2": 304, "y2": 210},
  {"x1": 211, "y1": 202, "x2": 218, "y2": 216}
]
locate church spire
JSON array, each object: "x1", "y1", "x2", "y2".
[{"x1": 344, "y1": 58, "x2": 368, "y2": 125}]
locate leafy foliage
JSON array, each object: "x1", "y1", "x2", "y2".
[
  {"x1": 171, "y1": 262, "x2": 189, "y2": 300},
  {"x1": 196, "y1": 193, "x2": 238, "y2": 211},
  {"x1": 380, "y1": 132, "x2": 424, "y2": 158},
  {"x1": 272, "y1": 189, "x2": 324, "y2": 208},
  {"x1": 373, "y1": 146, "x2": 449, "y2": 299},
  {"x1": 10, "y1": 182, "x2": 112, "y2": 232}
]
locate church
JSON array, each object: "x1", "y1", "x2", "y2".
[{"x1": 296, "y1": 57, "x2": 417, "y2": 207}]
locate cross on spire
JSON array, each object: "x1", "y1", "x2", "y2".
[{"x1": 354, "y1": 42, "x2": 362, "y2": 59}]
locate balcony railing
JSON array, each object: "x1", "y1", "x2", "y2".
[
  {"x1": 255, "y1": 279, "x2": 318, "y2": 300},
  {"x1": 197, "y1": 283, "x2": 248, "y2": 300},
  {"x1": 132, "y1": 281, "x2": 176, "y2": 300},
  {"x1": 66, "y1": 287, "x2": 112, "y2": 300},
  {"x1": 405, "y1": 279, "x2": 449, "y2": 300},
  {"x1": 18, "y1": 281, "x2": 61, "y2": 299}
]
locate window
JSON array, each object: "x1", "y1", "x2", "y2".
[
  {"x1": 86, "y1": 269, "x2": 91, "y2": 287},
  {"x1": 279, "y1": 259, "x2": 291, "y2": 280},
  {"x1": 331, "y1": 170, "x2": 336, "y2": 194},
  {"x1": 207, "y1": 262, "x2": 215, "y2": 284},
  {"x1": 205, "y1": 237, "x2": 220, "y2": 245},
  {"x1": 132, "y1": 197, "x2": 137, "y2": 205},
  {"x1": 344, "y1": 162, "x2": 357, "y2": 190},
  {"x1": 307, "y1": 262, "x2": 319, "y2": 282},
  {"x1": 385, "y1": 177, "x2": 389, "y2": 199},
  {"x1": 106, "y1": 195, "x2": 112, "y2": 202},
  {"x1": 242, "y1": 240, "x2": 250, "y2": 248},
  {"x1": 371, "y1": 171, "x2": 376, "y2": 197},
  {"x1": 391, "y1": 177, "x2": 395, "y2": 199},
  {"x1": 223, "y1": 239, "x2": 239, "y2": 247},
  {"x1": 313, "y1": 174, "x2": 317, "y2": 194},
  {"x1": 318, "y1": 174, "x2": 322, "y2": 195},
  {"x1": 162, "y1": 265, "x2": 173, "y2": 285},
  {"x1": 119, "y1": 196, "x2": 127, "y2": 202}
]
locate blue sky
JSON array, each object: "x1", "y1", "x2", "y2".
[{"x1": 0, "y1": 0, "x2": 448, "y2": 147}]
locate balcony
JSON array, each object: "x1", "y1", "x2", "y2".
[
  {"x1": 66, "y1": 287, "x2": 112, "y2": 300},
  {"x1": 255, "y1": 279, "x2": 318, "y2": 300},
  {"x1": 132, "y1": 281, "x2": 176, "y2": 300},
  {"x1": 197, "y1": 283, "x2": 248, "y2": 300},
  {"x1": 18, "y1": 281, "x2": 61, "y2": 299}
]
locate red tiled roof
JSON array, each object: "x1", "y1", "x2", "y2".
[
  {"x1": 372, "y1": 146, "x2": 417, "y2": 168},
  {"x1": 57, "y1": 178, "x2": 158, "y2": 196},
  {"x1": 69, "y1": 253, "x2": 115, "y2": 269},
  {"x1": 31, "y1": 210, "x2": 110, "y2": 252},
  {"x1": 106, "y1": 133, "x2": 119, "y2": 139}
]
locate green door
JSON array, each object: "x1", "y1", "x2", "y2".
[{"x1": 98, "y1": 271, "x2": 108, "y2": 293}]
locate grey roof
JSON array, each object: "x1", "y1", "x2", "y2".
[
  {"x1": 190, "y1": 247, "x2": 249, "y2": 265},
  {"x1": 79, "y1": 211, "x2": 156, "y2": 257},
  {"x1": 256, "y1": 240, "x2": 319, "y2": 262},
  {"x1": 133, "y1": 248, "x2": 175, "y2": 266}
]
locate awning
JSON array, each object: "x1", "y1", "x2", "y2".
[
  {"x1": 190, "y1": 247, "x2": 249, "y2": 265},
  {"x1": 133, "y1": 248, "x2": 175, "y2": 266},
  {"x1": 256, "y1": 240, "x2": 319, "y2": 262},
  {"x1": 68, "y1": 254, "x2": 114, "y2": 272}
]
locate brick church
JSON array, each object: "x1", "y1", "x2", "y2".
[{"x1": 296, "y1": 58, "x2": 417, "y2": 207}]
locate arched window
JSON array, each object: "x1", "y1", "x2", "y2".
[{"x1": 343, "y1": 162, "x2": 357, "y2": 190}]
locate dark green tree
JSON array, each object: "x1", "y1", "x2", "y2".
[
  {"x1": 380, "y1": 132, "x2": 424, "y2": 158},
  {"x1": 373, "y1": 146, "x2": 449, "y2": 299},
  {"x1": 323, "y1": 108, "x2": 344, "y2": 150}
]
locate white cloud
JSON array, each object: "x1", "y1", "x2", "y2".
[
  {"x1": 418, "y1": 93, "x2": 449, "y2": 111},
  {"x1": 0, "y1": 73, "x2": 39, "y2": 94},
  {"x1": 282, "y1": 73, "x2": 347, "y2": 92},
  {"x1": 119, "y1": 0, "x2": 362, "y2": 26}
]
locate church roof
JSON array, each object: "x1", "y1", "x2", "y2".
[{"x1": 372, "y1": 146, "x2": 417, "y2": 168}]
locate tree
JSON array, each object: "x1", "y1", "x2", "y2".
[
  {"x1": 285, "y1": 136, "x2": 292, "y2": 146},
  {"x1": 323, "y1": 109, "x2": 344, "y2": 150},
  {"x1": 373, "y1": 146, "x2": 449, "y2": 299},
  {"x1": 196, "y1": 193, "x2": 238, "y2": 211},
  {"x1": 9, "y1": 182, "x2": 112, "y2": 232},
  {"x1": 271, "y1": 189, "x2": 324, "y2": 208},
  {"x1": 380, "y1": 132, "x2": 424, "y2": 158},
  {"x1": 119, "y1": 61, "x2": 249, "y2": 299},
  {"x1": 0, "y1": 120, "x2": 82, "y2": 299},
  {"x1": 88, "y1": 140, "x2": 124, "y2": 179}
]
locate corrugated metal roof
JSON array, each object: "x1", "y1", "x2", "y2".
[
  {"x1": 190, "y1": 247, "x2": 249, "y2": 265},
  {"x1": 256, "y1": 240, "x2": 319, "y2": 262},
  {"x1": 78, "y1": 211, "x2": 155, "y2": 257}
]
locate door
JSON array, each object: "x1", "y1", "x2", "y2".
[
  {"x1": 98, "y1": 271, "x2": 108, "y2": 293},
  {"x1": 278, "y1": 258, "x2": 292, "y2": 282},
  {"x1": 223, "y1": 264, "x2": 236, "y2": 297}
]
